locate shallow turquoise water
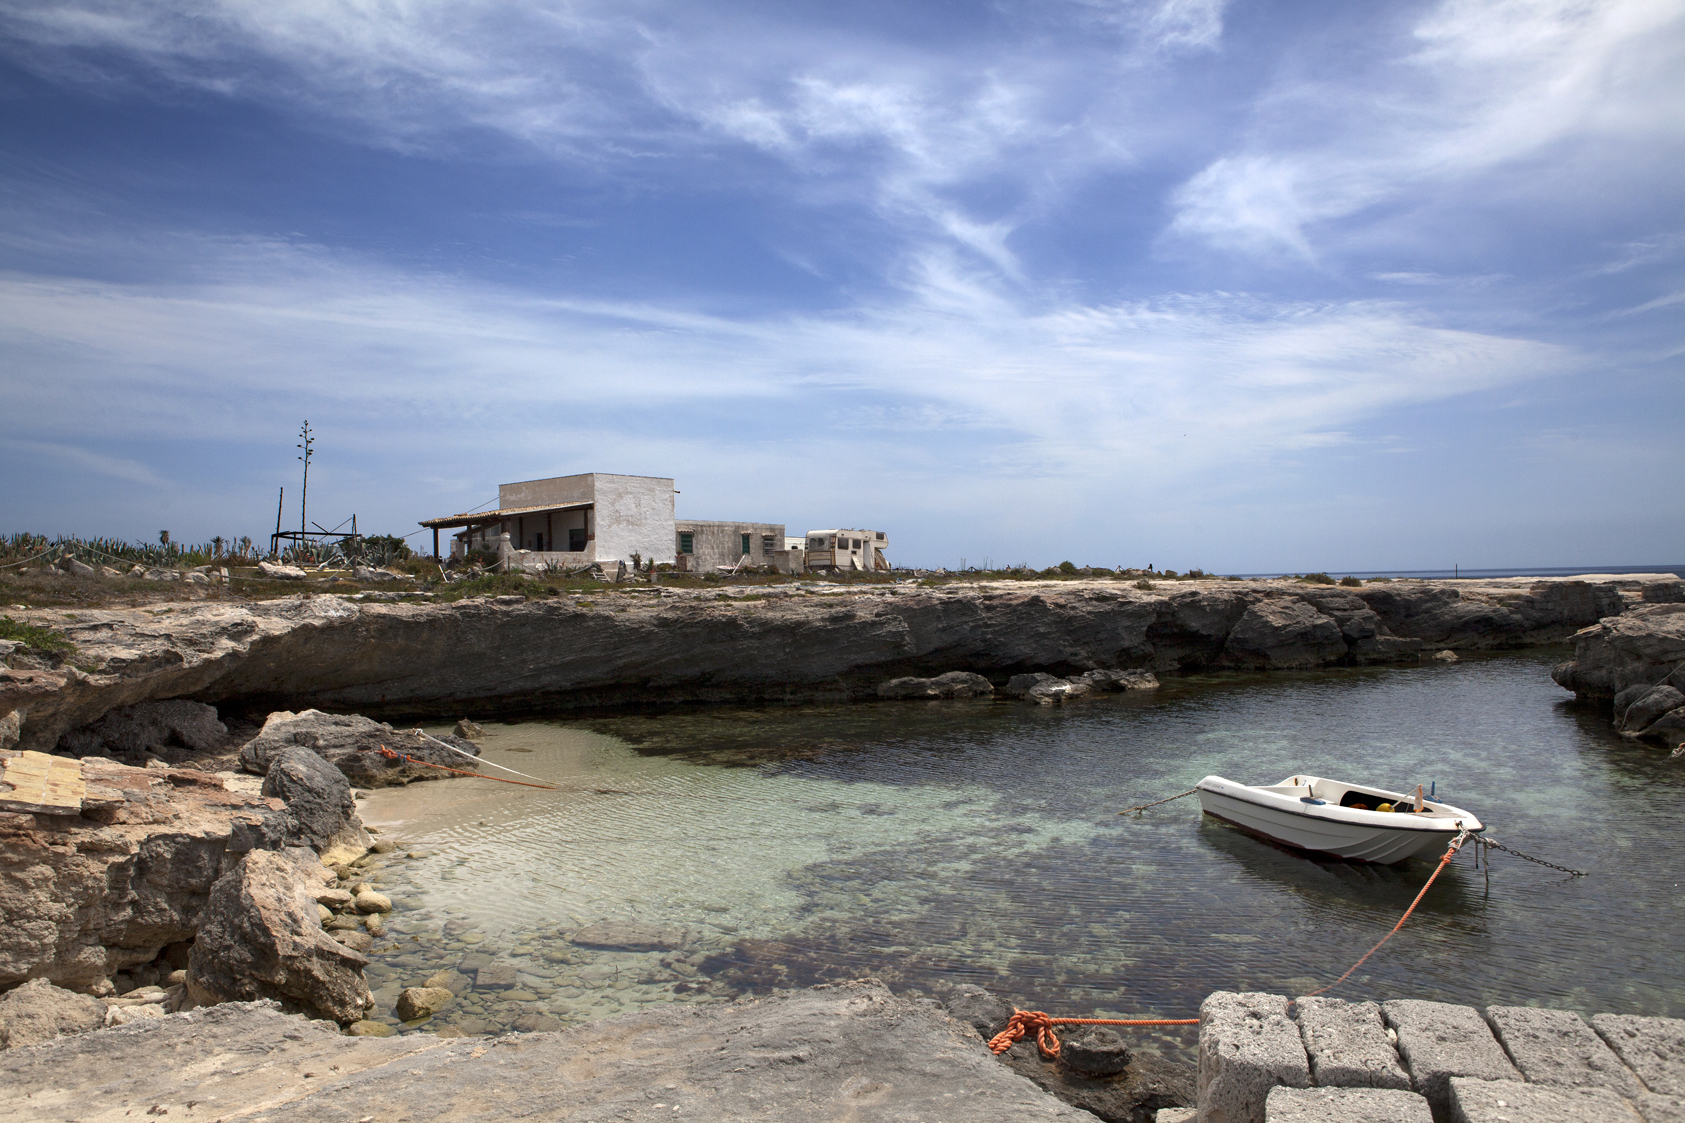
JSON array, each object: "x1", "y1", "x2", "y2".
[{"x1": 358, "y1": 653, "x2": 1683, "y2": 1050}]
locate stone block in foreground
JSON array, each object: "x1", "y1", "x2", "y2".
[
  {"x1": 1445, "y1": 1076, "x2": 1641, "y2": 1122},
  {"x1": 1264, "y1": 1086, "x2": 1432, "y2": 1122},
  {"x1": 1381, "y1": 1000, "x2": 1521, "y2": 1118},
  {"x1": 1485, "y1": 1005, "x2": 1643, "y2": 1097},
  {"x1": 1594, "y1": 1013, "x2": 1685, "y2": 1097},
  {"x1": 1296, "y1": 997, "x2": 1410, "y2": 1090},
  {"x1": 1197, "y1": 991, "x2": 1310, "y2": 1123}
]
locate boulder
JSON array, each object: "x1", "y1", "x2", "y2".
[
  {"x1": 395, "y1": 986, "x2": 452, "y2": 1020},
  {"x1": 1059, "y1": 1026, "x2": 1131, "y2": 1075},
  {"x1": 260, "y1": 746, "x2": 373, "y2": 865},
  {"x1": 353, "y1": 567, "x2": 399, "y2": 582},
  {"x1": 240, "y1": 710, "x2": 480, "y2": 787},
  {"x1": 1648, "y1": 707, "x2": 1685, "y2": 748},
  {"x1": 186, "y1": 849, "x2": 373, "y2": 1024},
  {"x1": 0, "y1": 978, "x2": 107, "y2": 1049},
  {"x1": 62, "y1": 558, "x2": 97, "y2": 578},
  {"x1": 57, "y1": 700, "x2": 228, "y2": 765},
  {"x1": 331, "y1": 930, "x2": 374, "y2": 952},
  {"x1": 1622, "y1": 685, "x2": 1685, "y2": 733},
  {"x1": 454, "y1": 719, "x2": 485, "y2": 741},
  {"x1": 1433, "y1": 650, "x2": 1459, "y2": 662},
  {"x1": 876, "y1": 671, "x2": 994, "y2": 700},
  {"x1": 942, "y1": 984, "x2": 1014, "y2": 1041},
  {"x1": 1074, "y1": 668, "x2": 1160, "y2": 691},
  {"x1": 100, "y1": 566, "x2": 124, "y2": 579},
  {"x1": 1223, "y1": 599, "x2": 1347, "y2": 669},
  {"x1": 1552, "y1": 608, "x2": 1685, "y2": 702},
  {"x1": 1004, "y1": 672, "x2": 1062, "y2": 697},
  {"x1": 258, "y1": 562, "x2": 308, "y2": 580},
  {"x1": 354, "y1": 890, "x2": 392, "y2": 914}
]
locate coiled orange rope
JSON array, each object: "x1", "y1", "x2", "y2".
[{"x1": 987, "y1": 1010, "x2": 1199, "y2": 1058}]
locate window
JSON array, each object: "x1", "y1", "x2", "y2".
[
  {"x1": 679, "y1": 532, "x2": 694, "y2": 555},
  {"x1": 741, "y1": 533, "x2": 751, "y2": 555},
  {"x1": 569, "y1": 528, "x2": 587, "y2": 552},
  {"x1": 851, "y1": 538, "x2": 861, "y2": 550},
  {"x1": 762, "y1": 535, "x2": 776, "y2": 553},
  {"x1": 532, "y1": 534, "x2": 544, "y2": 552},
  {"x1": 876, "y1": 532, "x2": 885, "y2": 540}
]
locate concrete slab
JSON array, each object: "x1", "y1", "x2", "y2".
[
  {"x1": 1634, "y1": 1093, "x2": 1685, "y2": 1123},
  {"x1": 1198, "y1": 991, "x2": 1310, "y2": 1123},
  {"x1": 1485, "y1": 1005, "x2": 1642, "y2": 1097},
  {"x1": 1296, "y1": 997, "x2": 1410, "y2": 1090},
  {"x1": 1446, "y1": 1077, "x2": 1641, "y2": 1123},
  {"x1": 1382, "y1": 1000, "x2": 1521, "y2": 1119},
  {"x1": 1264, "y1": 1086, "x2": 1432, "y2": 1122},
  {"x1": 1594, "y1": 1014, "x2": 1685, "y2": 1096}
]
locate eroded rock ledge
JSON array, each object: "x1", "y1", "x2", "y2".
[
  {"x1": 1552, "y1": 585, "x2": 1685, "y2": 750},
  {"x1": 1, "y1": 576, "x2": 1649, "y2": 754}
]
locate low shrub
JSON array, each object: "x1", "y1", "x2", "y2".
[
  {"x1": 1339, "y1": 575, "x2": 1363, "y2": 587},
  {"x1": 1299, "y1": 572, "x2": 1336, "y2": 585},
  {"x1": 1135, "y1": 579, "x2": 1155, "y2": 590}
]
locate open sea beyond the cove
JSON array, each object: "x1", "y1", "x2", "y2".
[{"x1": 358, "y1": 652, "x2": 1683, "y2": 1057}]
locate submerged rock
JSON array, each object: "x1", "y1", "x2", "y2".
[{"x1": 571, "y1": 921, "x2": 688, "y2": 952}]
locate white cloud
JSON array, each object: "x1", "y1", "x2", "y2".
[
  {"x1": 0, "y1": 234, "x2": 1577, "y2": 493},
  {"x1": 1167, "y1": 0, "x2": 1685, "y2": 259}
]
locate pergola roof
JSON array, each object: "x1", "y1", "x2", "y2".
[{"x1": 418, "y1": 500, "x2": 592, "y2": 530}]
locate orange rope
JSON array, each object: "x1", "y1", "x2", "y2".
[
  {"x1": 987, "y1": 1010, "x2": 1199, "y2": 1058},
  {"x1": 1296, "y1": 829, "x2": 1472, "y2": 1001},
  {"x1": 374, "y1": 744, "x2": 561, "y2": 790}
]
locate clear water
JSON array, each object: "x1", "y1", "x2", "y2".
[{"x1": 356, "y1": 653, "x2": 1683, "y2": 1055}]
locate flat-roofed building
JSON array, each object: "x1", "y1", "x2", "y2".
[
  {"x1": 674, "y1": 520, "x2": 787, "y2": 573},
  {"x1": 420, "y1": 473, "x2": 676, "y2": 569}
]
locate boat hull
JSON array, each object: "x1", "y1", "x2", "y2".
[{"x1": 1196, "y1": 778, "x2": 1477, "y2": 864}]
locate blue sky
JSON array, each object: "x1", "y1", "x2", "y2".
[{"x1": 1, "y1": 0, "x2": 1681, "y2": 571}]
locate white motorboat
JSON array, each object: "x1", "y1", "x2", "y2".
[{"x1": 1196, "y1": 774, "x2": 1482, "y2": 864}]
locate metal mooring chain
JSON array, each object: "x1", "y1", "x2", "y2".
[{"x1": 1480, "y1": 837, "x2": 1587, "y2": 877}]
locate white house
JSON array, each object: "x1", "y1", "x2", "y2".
[
  {"x1": 804, "y1": 529, "x2": 890, "y2": 572},
  {"x1": 421, "y1": 472, "x2": 676, "y2": 569}
]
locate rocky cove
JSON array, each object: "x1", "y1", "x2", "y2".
[{"x1": 3, "y1": 572, "x2": 1685, "y2": 1123}]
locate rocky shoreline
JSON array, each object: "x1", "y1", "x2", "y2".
[
  {"x1": 3, "y1": 574, "x2": 1666, "y2": 755},
  {"x1": 4, "y1": 979, "x2": 1682, "y2": 1123}
]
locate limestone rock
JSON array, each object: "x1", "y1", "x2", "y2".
[
  {"x1": 1197, "y1": 991, "x2": 1309, "y2": 1123},
  {"x1": 354, "y1": 890, "x2": 392, "y2": 914},
  {"x1": 1553, "y1": 607, "x2": 1685, "y2": 702},
  {"x1": 453, "y1": 718, "x2": 485, "y2": 741},
  {"x1": 259, "y1": 562, "x2": 308, "y2": 580},
  {"x1": 1223, "y1": 599, "x2": 1346, "y2": 669},
  {"x1": 346, "y1": 1018, "x2": 394, "y2": 1036},
  {"x1": 1484, "y1": 1005, "x2": 1641, "y2": 1097},
  {"x1": 1446, "y1": 1076, "x2": 1636, "y2": 1123},
  {"x1": 57, "y1": 700, "x2": 228, "y2": 765},
  {"x1": 513, "y1": 1013, "x2": 564, "y2": 1033},
  {"x1": 0, "y1": 709, "x2": 18, "y2": 752},
  {"x1": 876, "y1": 671, "x2": 993, "y2": 700},
  {"x1": 1059, "y1": 1026, "x2": 1131, "y2": 1075},
  {"x1": 571, "y1": 921, "x2": 687, "y2": 952},
  {"x1": 1643, "y1": 582, "x2": 1685, "y2": 603},
  {"x1": 331, "y1": 930, "x2": 374, "y2": 952},
  {"x1": 240, "y1": 710, "x2": 480, "y2": 787},
  {"x1": 353, "y1": 567, "x2": 399, "y2": 583},
  {"x1": 1623, "y1": 685, "x2": 1685, "y2": 733},
  {"x1": 62, "y1": 557, "x2": 97, "y2": 578},
  {"x1": 1295, "y1": 997, "x2": 1409, "y2": 1090},
  {"x1": 1589, "y1": 1012, "x2": 1685, "y2": 1097},
  {"x1": 1265, "y1": 1086, "x2": 1431, "y2": 1122},
  {"x1": 1380, "y1": 999, "x2": 1519, "y2": 1119},
  {"x1": 186, "y1": 849, "x2": 373, "y2": 1024},
  {"x1": 0, "y1": 755, "x2": 292, "y2": 991},
  {"x1": 395, "y1": 986, "x2": 452, "y2": 1020},
  {"x1": 1004, "y1": 672, "x2": 1061, "y2": 697},
  {"x1": 0, "y1": 978, "x2": 107, "y2": 1048},
  {"x1": 1433, "y1": 649, "x2": 1459, "y2": 662},
  {"x1": 0, "y1": 980, "x2": 1092, "y2": 1121},
  {"x1": 261, "y1": 746, "x2": 372, "y2": 865},
  {"x1": 942, "y1": 984, "x2": 1014, "y2": 1041},
  {"x1": 1073, "y1": 668, "x2": 1160, "y2": 691}
]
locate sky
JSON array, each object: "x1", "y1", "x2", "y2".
[{"x1": 1, "y1": 0, "x2": 1681, "y2": 572}]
